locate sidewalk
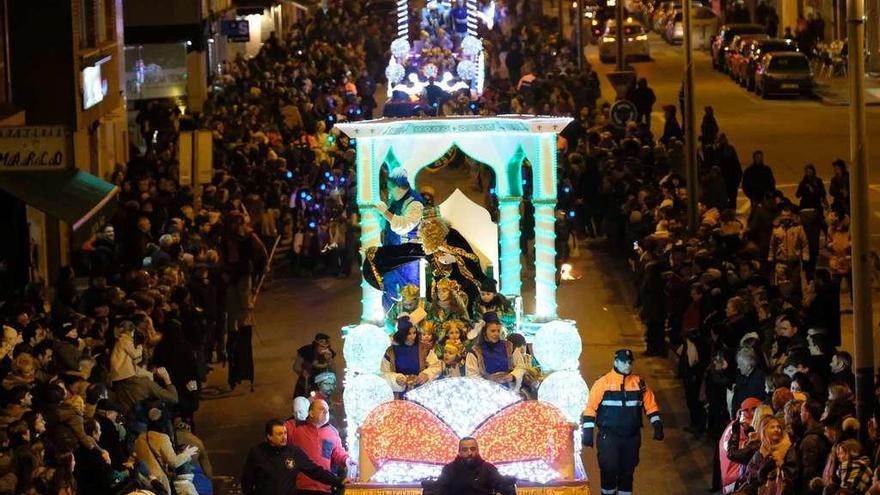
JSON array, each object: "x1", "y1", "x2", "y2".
[{"x1": 813, "y1": 73, "x2": 880, "y2": 105}]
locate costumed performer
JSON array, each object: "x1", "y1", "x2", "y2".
[
  {"x1": 363, "y1": 208, "x2": 489, "y2": 319},
  {"x1": 385, "y1": 283, "x2": 430, "y2": 333},
  {"x1": 374, "y1": 167, "x2": 425, "y2": 311},
  {"x1": 429, "y1": 278, "x2": 471, "y2": 325},
  {"x1": 474, "y1": 279, "x2": 515, "y2": 328},
  {"x1": 381, "y1": 317, "x2": 437, "y2": 395},
  {"x1": 440, "y1": 341, "x2": 467, "y2": 378},
  {"x1": 466, "y1": 312, "x2": 529, "y2": 392}
]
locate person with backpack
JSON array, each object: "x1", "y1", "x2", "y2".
[{"x1": 798, "y1": 400, "x2": 831, "y2": 493}]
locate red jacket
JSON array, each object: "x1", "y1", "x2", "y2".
[{"x1": 289, "y1": 421, "x2": 349, "y2": 493}]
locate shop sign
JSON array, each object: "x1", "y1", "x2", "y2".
[{"x1": 0, "y1": 126, "x2": 71, "y2": 171}]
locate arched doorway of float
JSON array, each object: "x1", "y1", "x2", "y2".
[
  {"x1": 411, "y1": 145, "x2": 499, "y2": 305},
  {"x1": 336, "y1": 116, "x2": 571, "y2": 325}
]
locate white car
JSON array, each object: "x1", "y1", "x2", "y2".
[{"x1": 599, "y1": 19, "x2": 651, "y2": 63}]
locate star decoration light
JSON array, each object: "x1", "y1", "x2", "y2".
[
  {"x1": 531, "y1": 319, "x2": 581, "y2": 372},
  {"x1": 343, "y1": 323, "x2": 389, "y2": 374},
  {"x1": 537, "y1": 369, "x2": 589, "y2": 423}
]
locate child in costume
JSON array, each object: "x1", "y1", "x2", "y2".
[
  {"x1": 439, "y1": 341, "x2": 467, "y2": 378},
  {"x1": 428, "y1": 277, "x2": 471, "y2": 325},
  {"x1": 474, "y1": 279, "x2": 515, "y2": 329},
  {"x1": 385, "y1": 284, "x2": 430, "y2": 333}
]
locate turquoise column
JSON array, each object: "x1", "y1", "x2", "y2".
[{"x1": 532, "y1": 134, "x2": 559, "y2": 320}]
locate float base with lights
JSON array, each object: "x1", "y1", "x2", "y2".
[{"x1": 335, "y1": 116, "x2": 590, "y2": 495}]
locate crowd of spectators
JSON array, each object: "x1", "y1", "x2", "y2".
[{"x1": 0, "y1": 0, "x2": 865, "y2": 492}]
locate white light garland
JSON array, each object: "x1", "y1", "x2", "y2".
[
  {"x1": 342, "y1": 323, "x2": 389, "y2": 374},
  {"x1": 385, "y1": 58, "x2": 405, "y2": 84},
  {"x1": 391, "y1": 38, "x2": 411, "y2": 60},
  {"x1": 537, "y1": 370, "x2": 589, "y2": 423},
  {"x1": 371, "y1": 461, "x2": 443, "y2": 483},
  {"x1": 461, "y1": 35, "x2": 483, "y2": 57},
  {"x1": 405, "y1": 377, "x2": 520, "y2": 438},
  {"x1": 456, "y1": 60, "x2": 477, "y2": 81},
  {"x1": 369, "y1": 460, "x2": 560, "y2": 484},
  {"x1": 532, "y1": 320, "x2": 581, "y2": 372},
  {"x1": 343, "y1": 373, "x2": 395, "y2": 428},
  {"x1": 497, "y1": 460, "x2": 562, "y2": 484}
]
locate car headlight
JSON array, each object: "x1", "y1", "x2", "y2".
[
  {"x1": 603, "y1": 36, "x2": 616, "y2": 43},
  {"x1": 636, "y1": 34, "x2": 648, "y2": 40}
]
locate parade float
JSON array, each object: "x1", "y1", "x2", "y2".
[
  {"x1": 334, "y1": 116, "x2": 591, "y2": 495},
  {"x1": 384, "y1": 0, "x2": 489, "y2": 99}
]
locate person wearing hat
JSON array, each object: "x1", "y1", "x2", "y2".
[
  {"x1": 373, "y1": 167, "x2": 426, "y2": 311},
  {"x1": 466, "y1": 312, "x2": 527, "y2": 391},
  {"x1": 582, "y1": 349, "x2": 663, "y2": 495},
  {"x1": 386, "y1": 284, "x2": 430, "y2": 333},
  {"x1": 718, "y1": 397, "x2": 764, "y2": 493}
]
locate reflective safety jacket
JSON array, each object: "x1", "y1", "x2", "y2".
[{"x1": 583, "y1": 369, "x2": 661, "y2": 436}]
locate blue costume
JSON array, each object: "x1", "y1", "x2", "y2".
[{"x1": 379, "y1": 187, "x2": 426, "y2": 311}]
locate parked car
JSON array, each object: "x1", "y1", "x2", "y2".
[
  {"x1": 599, "y1": 19, "x2": 651, "y2": 63},
  {"x1": 734, "y1": 38, "x2": 799, "y2": 90},
  {"x1": 725, "y1": 34, "x2": 769, "y2": 82},
  {"x1": 711, "y1": 23, "x2": 765, "y2": 72},
  {"x1": 754, "y1": 51, "x2": 814, "y2": 98}
]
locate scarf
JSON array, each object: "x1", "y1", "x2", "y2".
[
  {"x1": 759, "y1": 429, "x2": 792, "y2": 466},
  {"x1": 481, "y1": 340, "x2": 509, "y2": 375},
  {"x1": 394, "y1": 343, "x2": 420, "y2": 376}
]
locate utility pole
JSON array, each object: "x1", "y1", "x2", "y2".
[
  {"x1": 576, "y1": 0, "x2": 584, "y2": 69},
  {"x1": 846, "y1": 0, "x2": 875, "y2": 439},
  {"x1": 683, "y1": 0, "x2": 698, "y2": 233},
  {"x1": 615, "y1": 0, "x2": 625, "y2": 71}
]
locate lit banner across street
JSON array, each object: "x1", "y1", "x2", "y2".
[{"x1": 0, "y1": 126, "x2": 72, "y2": 171}]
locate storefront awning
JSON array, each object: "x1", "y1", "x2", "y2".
[{"x1": 0, "y1": 169, "x2": 119, "y2": 244}]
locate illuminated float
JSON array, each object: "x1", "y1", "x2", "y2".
[
  {"x1": 336, "y1": 116, "x2": 590, "y2": 494},
  {"x1": 385, "y1": 0, "x2": 489, "y2": 98}
]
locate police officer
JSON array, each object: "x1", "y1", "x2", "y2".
[
  {"x1": 241, "y1": 418, "x2": 347, "y2": 495},
  {"x1": 582, "y1": 349, "x2": 663, "y2": 495}
]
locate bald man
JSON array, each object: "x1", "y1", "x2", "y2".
[{"x1": 289, "y1": 400, "x2": 351, "y2": 495}]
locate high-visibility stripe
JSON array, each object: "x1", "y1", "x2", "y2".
[
  {"x1": 583, "y1": 421, "x2": 595, "y2": 429},
  {"x1": 601, "y1": 489, "x2": 617, "y2": 494},
  {"x1": 650, "y1": 415, "x2": 661, "y2": 423},
  {"x1": 601, "y1": 400, "x2": 623, "y2": 406},
  {"x1": 624, "y1": 400, "x2": 642, "y2": 406},
  {"x1": 619, "y1": 491, "x2": 632, "y2": 495}
]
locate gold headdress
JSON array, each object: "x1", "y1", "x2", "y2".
[
  {"x1": 418, "y1": 212, "x2": 450, "y2": 255},
  {"x1": 399, "y1": 284, "x2": 420, "y2": 301}
]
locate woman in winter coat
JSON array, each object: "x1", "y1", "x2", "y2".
[
  {"x1": 134, "y1": 407, "x2": 199, "y2": 495},
  {"x1": 738, "y1": 416, "x2": 799, "y2": 495}
]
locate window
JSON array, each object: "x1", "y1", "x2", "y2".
[{"x1": 768, "y1": 56, "x2": 809, "y2": 71}]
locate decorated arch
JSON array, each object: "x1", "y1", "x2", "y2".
[{"x1": 336, "y1": 115, "x2": 572, "y2": 324}]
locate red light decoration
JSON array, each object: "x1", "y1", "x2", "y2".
[
  {"x1": 475, "y1": 401, "x2": 571, "y2": 468},
  {"x1": 360, "y1": 401, "x2": 459, "y2": 466}
]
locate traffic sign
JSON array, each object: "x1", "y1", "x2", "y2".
[{"x1": 610, "y1": 99, "x2": 639, "y2": 127}]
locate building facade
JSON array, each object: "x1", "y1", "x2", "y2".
[{"x1": 0, "y1": 0, "x2": 124, "y2": 295}]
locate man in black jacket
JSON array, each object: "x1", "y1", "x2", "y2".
[
  {"x1": 241, "y1": 419, "x2": 345, "y2": 495},
  {"x1": 431, "y1": 437, "x2": 515, "y2": 495}
]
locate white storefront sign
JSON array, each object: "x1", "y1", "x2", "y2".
[{"x1": 0, "y1": 126, "x2": 71, "y2": 171}]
